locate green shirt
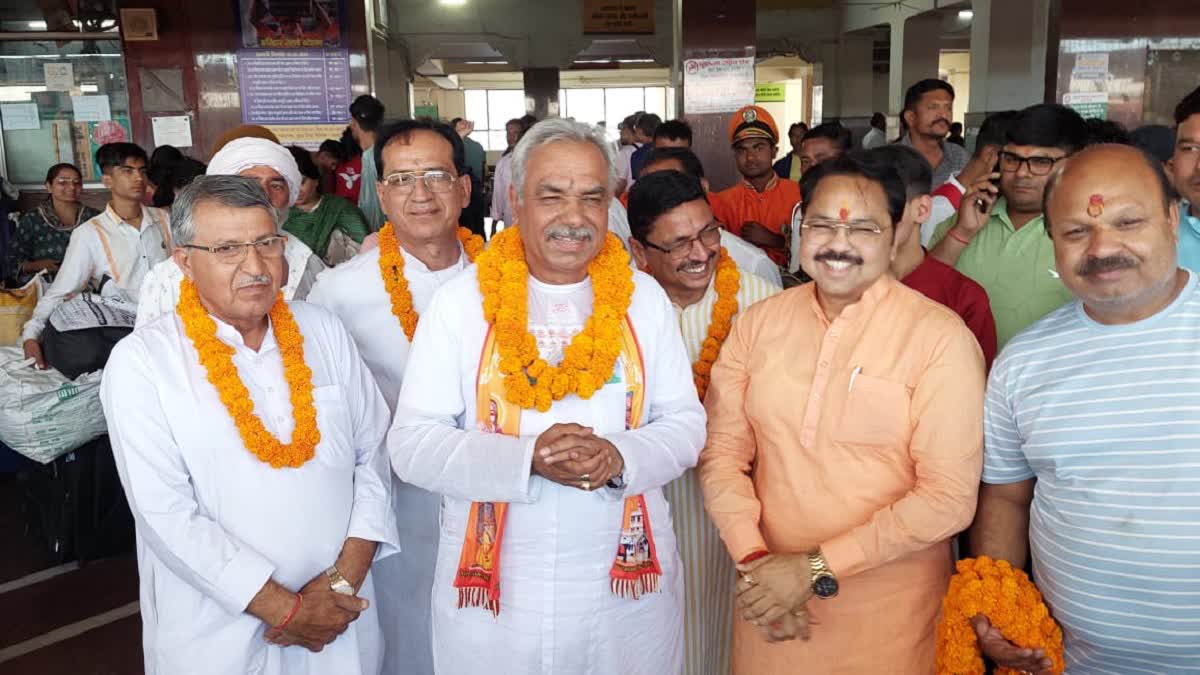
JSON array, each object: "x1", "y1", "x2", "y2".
[
  {"x1": 929, "y1": 197, "x2": 1072, "y2": 350},
  {"x1": 462, "y1": 136, "x2": 486, "y2": 183},
  {"x1": 358, "y1": 146, "x2": 384, "y2": 232},
  {"x1": 284, "y1": 195, "x2": 370, "y2": 261}
]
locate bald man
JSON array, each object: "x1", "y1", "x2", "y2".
[{"x1": 970, "y1": 144, "x2": 1200, "y2": 674}]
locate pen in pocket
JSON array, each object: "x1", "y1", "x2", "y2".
[{"x1": 848, "y1": 366, "x2": 862, "y2": 393}]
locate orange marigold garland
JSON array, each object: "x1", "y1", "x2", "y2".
[
  {"x1": 177, "y1": 278, "x2": 320, "y2": 468},
  {"x1": 693, "y1": 247, "x2": 739, "y2": 399},
  {"x1": 378, "y1": 221, "x2": 485, "y2": 341},
  {"x1": 475, "y1": 226, "x2": 634, "y2": 412},
  {"x1": 936, "y1": 556, "x2": 1065, "y2": 675}
]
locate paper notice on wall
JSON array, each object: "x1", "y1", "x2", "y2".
[
  {"x1": 1072, "y1": 52, "x2": 1109, "y2": 80},
  {"x1": 71, "y1": 95, "x2": 112, "y2": 122},
  {"x1": 683, "y1": 57, "x2": 755, "y2": 114},
  {"x1": 44, "y1": 63, "x2": 74, "y2": 91},
  {"x1": 0, "y1": 103, "x2": 40, "y2": 130},
  {"x1": 151, "y1": 115, "x2": 193, "y2": 148},
  {"x1": 1062, "y1": 91, "x2": 1109, "y2": 120}
]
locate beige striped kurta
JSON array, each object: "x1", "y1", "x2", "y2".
[{"x1": 663, "y1": 267, "x2": 780, "y2": 675}]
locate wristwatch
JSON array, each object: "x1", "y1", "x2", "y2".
[
  {"x1": 807, "y1": 550, "x2": 839, "y2": 599},
  {"x1": 325, "y1": 565, "x2": 355, "y2": 596}
]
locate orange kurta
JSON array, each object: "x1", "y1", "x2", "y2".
[
  {"x1": 698, "y1": 276, "x2": 985, "y2": 674},
  {"x1": 711, "y1": 175, "x2": 800, "y2": 266}
]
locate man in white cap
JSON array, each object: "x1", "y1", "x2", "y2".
[{"x1": 136, "y1": 137, "x2": 326, "y2": 326}]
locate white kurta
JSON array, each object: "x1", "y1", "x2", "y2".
[
  {"x1": 388, "y1": 267, "x2": 706, "y2": 675},
  {"x1": 101, "y1": 302, "x2": 399, "y2": 675},
  {"x1": 306, "y1": 243, "x2": 468, "y2": 675}
]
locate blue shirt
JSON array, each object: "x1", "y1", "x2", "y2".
[
  {"x1": 1177, "y1": 200, "x2": 1200, "y2": 275},
  {"x1": 983, "y1": 270, "x2": 1200, "y2": 673}
]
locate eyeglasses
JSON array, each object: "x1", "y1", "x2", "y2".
[
  {"x1": 998, "y1": 151, "x2": 1065, "y2": 176},
  {"x1": 52, "y1": 178, "x2": 82, "y2": 187},
  {"x1": 800, "y1": 219, "x2": 885, "y2": 244},
  {"x1": 183, "y1": 235, "x2": 287, "y2": 263},
  {"x1": 643, "y1": 223, "x2": 722, "y2": 260},
  {"x1": 382, "y1": 170, "x2": 457, "y2": 194}
]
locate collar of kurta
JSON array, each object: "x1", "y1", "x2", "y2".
[
  {"x1": 104, "y1": 203, "x2": 152, "y2": 232},
  {"x1": 808, "y1": 273, "x2": 894, "y2": 328},
  {"x1": 211, "y1": 312, "x2": 279, "y2": 355},
  {"x1": 741, "y1": 172, "x2": 779, "y2": 194}
]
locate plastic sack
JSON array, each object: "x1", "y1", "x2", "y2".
[
  {"x1": 0, "y1": 273, "x2": 44, "y2": 345},
  {"x1": 0, "y1": 348, "x2": 106, "y2": 464}
]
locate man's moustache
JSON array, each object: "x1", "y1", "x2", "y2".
[
  {"x1": 546, "y1": 226, "x2": 592, "y2": 242},
  {"x1": 235, "y1": 274, "x2": 272, "y2": 289},
  {"x1": 814, "y1": 251, "x2": 864, "y2": 265},
  {"x1": 1077, "y1": 255, "x2": 1137, "y2": 277}
]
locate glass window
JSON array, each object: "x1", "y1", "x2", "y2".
[
  {"x1": 0, "y1": 39, "x2": 129, "y2": 186},
  {"x1": 463, "y1": 88, "x2": 525, "y2": 152},
  {"x1": 604, "y1": 88, "x2": 644, "y2": 129},
  {"x1": 565, "y1": 89, "x2": 605, "y2": 126}
]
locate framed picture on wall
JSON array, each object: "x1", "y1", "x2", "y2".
[{"x1": 120, "y1": 9, "x2": 158, "y2": 42}]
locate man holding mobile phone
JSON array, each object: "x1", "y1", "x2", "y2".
[{"x1": 927, "y1": 103, "x2": 1088, "y2": 349}]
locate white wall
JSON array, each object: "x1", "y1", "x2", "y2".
[{"x1": 940, "y1": 50, "x2": 971, "y2": 125}]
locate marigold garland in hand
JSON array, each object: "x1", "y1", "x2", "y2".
[
  {"x1": 475, "y1": 226, "x2": 634, "y2": 412},
  {"x1": 936, "y1": 556, "x2": 1065, "y2": 675},
  {"x1": 177, "y1": 278, "x2": 320, "y2": 468},
  {"x1": 378, "y1": 221, "x2": 485, "y2": 341},
  {"x1": 693, "y1": 247, "x2": 739, "y2": 400}
]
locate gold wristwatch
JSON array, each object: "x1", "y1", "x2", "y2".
[
  {"x1": 808, "y1": 550, "x2": 839, "y2": 599},
  {"x1": 325, "y1": 565, "x2": 355, "y2": 596}
]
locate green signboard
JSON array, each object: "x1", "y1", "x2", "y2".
[{"x1": 755, "y1": 83, "x2": 785, "y2": 103}]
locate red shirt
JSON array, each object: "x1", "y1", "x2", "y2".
[
  {"x1": 334, "y1": 156, "x2": 363, "y2": 203},
  {"x1": 711, "y1": 174, "x2": 800, "y2": 266},
  {"x1": 902, "y1": 255, "x2": 998, "y2": 370}
]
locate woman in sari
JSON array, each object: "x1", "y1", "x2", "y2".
[{"x1": 6, "y1": 163, "x2": 100, "y2": 286}]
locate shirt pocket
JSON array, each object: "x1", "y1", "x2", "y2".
[
  {"x1": 312, "y1": 384, "x2": 353, "y2": 466},
  {"x1": 831, "y1": 373, "x2": 911, "y2": 448}
]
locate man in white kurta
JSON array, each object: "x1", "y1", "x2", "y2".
[
  {"x1": 103, "y1": 175, "x2": 398, "y2": 675},
  {"x1": 388, "y1": 119, "x2": 705, "y2": 674},
  {"x1": 626, "y1": 170, "x2": 780, "y2": 675},
  {"x1": 307, "y1": 120, "x2": 477, "y2": 675}
]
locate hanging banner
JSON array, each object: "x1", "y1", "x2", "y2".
[
  {"x1": 237, "y1": 49, "x2": 352, "y2": 125},
  {"x1": 683, "y1": 57, "x2": 755, "y2": 115},
  {"x1": 238, "y1": 0, "x2": 345, "y2": 49}
]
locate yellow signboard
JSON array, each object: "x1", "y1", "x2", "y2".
[
  {"x1": 265, "y1": 124, "x2": 346, "y2": 151},
  {"x1": 583, "y1": 0, "x2": 654, "y2": 34},
  {"x1": 755, "y1": 83, "x2": 786, "y2": 103}
]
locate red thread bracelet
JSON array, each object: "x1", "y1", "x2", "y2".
[
  {"x1": 740, "y1": 550, "x2": 769, "y2": 565},
  {"x1": 948, "y1": 228, "x2": 971, "y2": 246},
  {"x1": 274, "y1": 594, "x2": 302, "y2": 631}
]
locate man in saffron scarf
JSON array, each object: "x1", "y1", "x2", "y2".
[
  {"x1": 387, "y1": 118, "x2": 705, "y2": 674},
  {"x1": 626, "y1": 169, "x2": 780, "y2": 675},
  {"x1": 700, "y1": 154, "x2": 984, "y2": 673},
  {"x1": 307, "y1": 119, "x2": 480, "y2": 675},
  {"x1": 102, "y1": 175, "x2": 399, "y2": 674}
]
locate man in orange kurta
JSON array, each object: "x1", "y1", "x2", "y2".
[
  {"x1": 699, "y1": 153, "x2": 985, "y2": 673},
  {"x1": 711, "y1": 106, "x2": 801, "y2": 267}
]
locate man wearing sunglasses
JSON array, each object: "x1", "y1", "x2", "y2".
[
  {"x1": 928, "y1": 103, "x2": 1088, "y2": 349},
  {"x1": 307, "y1": 119, "x2": 475, "y2": 675},
  {"x1": 701, "y1": 153, "x2": 984, "y2": 672},
  {"x1": 626, "y1": 170, "x2": 779, "y2": 675}
]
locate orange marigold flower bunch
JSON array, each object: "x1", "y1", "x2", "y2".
[
  {"x1": 694, "y1": 247, "x2": 739, "y2": 400},
  {"x1": 475, "y1": 226, "x2": 633, "y2": 412},
  {"x1": 177, "y1": 278, "x2": 320, "y2": 468},
  {"x1": 936, "y1": 556, "x2": 1065, "y2": 675},
  {"x1": 378, "y1": 221, "x2": 484, "y2": 341}
]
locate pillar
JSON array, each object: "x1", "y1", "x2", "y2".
[
  {"x1": 523, "y1": 68, "x2": 561, "y2": 120},
  {"x1": 679, "y1": 0, "x2": 757, "y2": 192},
  {"x1": 968, "y1": 0, "x2": 1052, "y2": 116}
]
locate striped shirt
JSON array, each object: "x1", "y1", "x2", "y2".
[
  {"x1": 983, "y1": 271, "x2": 1200, "y2": 674},
  {"x1": 664, "y1": 266, "x2": 779, "y2": 675}
]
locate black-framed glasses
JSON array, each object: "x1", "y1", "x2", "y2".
[
  {"x1": 643, "y1": 223, "x2": 722, "y2": 260},
  {"x1": 183, "y1": 235, "x2": 287, "y2": 263},
  {"x1": 382, "y1": 170, "x2": 457, "y2": 194},
  {"x1": 999, "y1": 151, "x2": 1064, "y2": 176}
]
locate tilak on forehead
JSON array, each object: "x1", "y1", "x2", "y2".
[
  {"x1": 1088, "y1": 193, "x2": 1104, "y2": 218},
  {"x1": 838, "y1": 203, "x2": 850, "y2": 222}
]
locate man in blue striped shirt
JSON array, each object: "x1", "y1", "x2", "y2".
[{"x1": 970, "y1": 143, "x2": 1200, "y2": 674}]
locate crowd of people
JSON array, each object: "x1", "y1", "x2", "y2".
[{"x1": 3, "y1": 76, "x2": 1200, "y2": 675}]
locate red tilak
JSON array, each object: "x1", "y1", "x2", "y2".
[
  {"x1": 838, "y1": 207, "x2": 850, "y2": 221},
  {"x1": 1087, "y1": 194, "x2": 1104, "y2": 217}
]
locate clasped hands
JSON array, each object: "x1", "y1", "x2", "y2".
[
  {"x1": 532, "y1": 423, "x2": 624, "y2": 491},
  {"x1": 735, "y1": 553, "x2": 815, "y2": 644},
  {"x1": 263, "y1": 573, "x2": 368, "y2": 653}
]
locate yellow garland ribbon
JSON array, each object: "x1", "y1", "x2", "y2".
[
  {"x1": 176, "y1": 278, "x2": 321, "y2": 469},
  {"x1": 475, "y1": 226, "x2": 634, "y2": 412},
  {"x1": 936, "y1": 556, "x2": 1065, "y2": 675},
  {"x1": 693, "y1": 247, "x2": 739, "y2": 400},
  {"x1": 378, "y1": 222, "x2": 485, "y2": 341}
]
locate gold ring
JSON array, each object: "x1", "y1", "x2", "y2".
[
  {"x1": 580, "y1": 473, "x2": 590, "y2": 481},
  {"x1": 742, "y1": 573, "x2": 755, "y2": 586},
  {"x1": 581, "y1": 480, "x2": 590, "y2": 490}
]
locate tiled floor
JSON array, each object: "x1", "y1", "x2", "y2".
[{"x1": 0, "y1": 474, "x2": 143, "y2": 675}]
